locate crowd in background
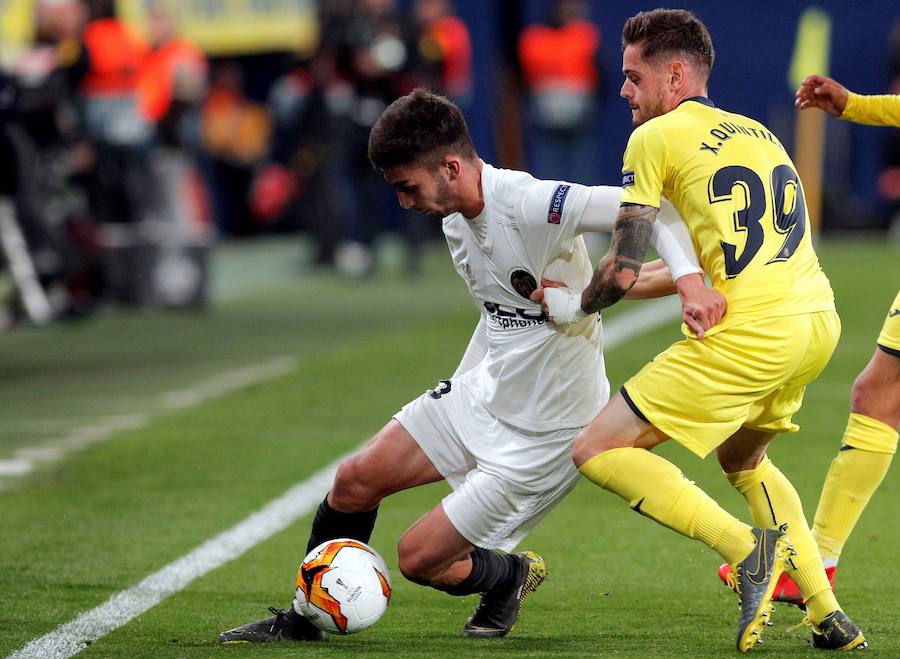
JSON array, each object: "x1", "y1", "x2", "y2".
[
  {"x1": 1, "y1": 0, "x2": 213, "y2": 325},
  {"x1": 0, "y1": 0, "x2": 898, "y2": 331},
  {"x1": 0, "y1": 0, "x2": 476, "y2": 327}
]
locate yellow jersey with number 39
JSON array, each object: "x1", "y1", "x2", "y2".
[{"x1": 621, "y1": 98, "x2": 835, "y2": 335}]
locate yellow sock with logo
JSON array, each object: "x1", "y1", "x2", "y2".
[
  {"x1": 725, "y1": 456, "x2": 837, "y2": 621},
  {"x1": 813, "y1": 412, "x2": 898, "y2": 563},
  {"x1": 579, "y1": 447, "x2": 755, "y2": 563}
]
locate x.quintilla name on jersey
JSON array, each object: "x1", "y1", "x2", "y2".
[{"x1": 699, "y1": 121, "x2": 785, "y2": 156}]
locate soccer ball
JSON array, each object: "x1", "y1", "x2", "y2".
[{"x1": 294, "y1": 538, "x2": 392, "y2": 634}]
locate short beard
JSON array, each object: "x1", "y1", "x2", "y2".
[
  {"x1": 646, "y1": 81, "x2": 668, "y2": 121},
  {"x1": 428, "y1": 171, "x2": 452, "y2": 216},
  {"x1": 633, "y1": 82, "x2": 668, "y2": 127}
]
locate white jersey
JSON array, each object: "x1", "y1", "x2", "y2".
[{"x1": 442, "y1": 163, "x2": 609, "y2": 432}]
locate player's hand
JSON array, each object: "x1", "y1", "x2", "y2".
[
  {"x1": 675, "y1": 273, "x2": 726, "y2": 339},
  {"x1": 795, "y1": 74, "x2": 848, "y2": 117},
  {"x1": 530, "y1": 278, "x2": 588, "y2": 325}
]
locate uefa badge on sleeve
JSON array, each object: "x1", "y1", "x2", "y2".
[{"x1": 547, "y1": 184, "x2": 570, "y2": 224}]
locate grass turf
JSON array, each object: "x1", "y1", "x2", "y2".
[{"x1": 0, "y1": 236, "x2": 897, "y2": 657}]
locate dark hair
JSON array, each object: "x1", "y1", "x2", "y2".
[
  {"x1": 368, "y1": 88, "x2": 477, "y2": 171},
  {"x1": 622, "y1": 9, "x2": 714, "y2": 78}
]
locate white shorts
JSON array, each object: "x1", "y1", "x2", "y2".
[{"x1": 394, "y1": 377, "x2": 582, "y2": 552}]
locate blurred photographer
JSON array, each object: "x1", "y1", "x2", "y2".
[
  {"x1": 321, "y1": 0, "x2": 440, "y2": 276},
  {"x1": 0, "y1": 0, "x2": 103, "y2": 325}
]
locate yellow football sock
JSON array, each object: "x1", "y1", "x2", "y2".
[
  {"x1": 803, "y1": 585, "x2": 840, "y2": 624},
  {"x1": 725, "y1": 456, "x2": 836, "y2": 620},
  {"x1": 813, "y1": 413, "x2": 897, "y2": 563},
  {"x1": 580, "y1": 447, "x2": 755, "y2": 563}
]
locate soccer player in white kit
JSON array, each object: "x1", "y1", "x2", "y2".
[{"x1": 219, "y1": 89, "x2": 723, "y2": 644}]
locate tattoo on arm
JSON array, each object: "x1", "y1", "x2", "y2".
[{"x1": 582, "y1": 204, "x2": 657, "y2": 313}]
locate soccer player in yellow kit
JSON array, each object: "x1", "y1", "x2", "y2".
[
  {"x1": 534, "y1": 10, "x2": 865, "y2": 652},
  {"x1": 742, "y1": 74, "x2": 900, "y2": 605}
]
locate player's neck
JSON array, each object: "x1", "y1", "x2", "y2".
[
  {"x1": 459, "y1": 159, "x2": 485, "y2": 220},
  {"x1": 668, "y1": 85, "x2": 708, "y2": 111}
]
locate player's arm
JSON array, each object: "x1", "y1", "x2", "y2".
[
  {"x1": 796, "y1": 74, "x2": 900, "y2": 126},
  {"x1": 530, "y1": 202, "x2": 657, "y2": 324},
  {"x1": 621, "y1": 200, "x2": 726, "y2": 335},
  {"x1": 620, "y1": 264, "x2": 725, "y2": 336},
  {"x1": 580, "y1": 202, "x2": 656, "y2": 313},
  {"x1": 623, "y1": 259, "x2": 675, "y2": 298},
  {"x1": 578, "y1": 192, "x2": 704, "y2": 298},
  {"x1": 574, "y1": 185, "x2": 621, "y2": 234},
  {"x1": 795, "y1": 74, "x2": 848, "y2": 117},
  {"x1": 629, "y1": 198, "x2": 703, "y2": 295},
  {"x1": 580, "y1": 123, "x2": 664, "y2": 313}
]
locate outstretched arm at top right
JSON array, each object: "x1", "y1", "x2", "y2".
[
  {"x1": 795, "y1": 74, "x2": 849, "y2": 116},
  {"x1": 796, "y1": 74, "x2": 900, "y2": 126}
]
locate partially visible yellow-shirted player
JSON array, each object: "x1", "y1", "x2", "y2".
[
  {"x1": 876, "y1": 290, "x2": 900, "y2": 355},
  {"x1": 755, "y1": 74, "x2": 900, "y2": 606},
  {"x1": 531, "y1": 9, "x2": 866, "y2": 652}
]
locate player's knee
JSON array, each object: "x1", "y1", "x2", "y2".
[
  {"x1": 330, "y1": 457, "x2": 382, "y2": 512},
  {"x1": 850, "y1": 371, "x2": 877, "y2": 412},
  {"x1": 572, "y1": 428, "x2": 606, "y2": 468},
  {"x1": 849, "y1": 369, "x2": 900, "y2": 422},
  {"x1": 396, "y1": 535, "x2": 433, "y2": 585},
  {"x1": 716, "y1": 444, "x2": 766, "y2": 473}
]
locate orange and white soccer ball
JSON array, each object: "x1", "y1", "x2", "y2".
[{"x1": 294, "y1": 538, "x2": 392, "y2": 634}]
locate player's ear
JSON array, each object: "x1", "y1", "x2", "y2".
[
  {"x1": 444, "y1": 156, "x2": 462, "y2": 181},
  {"x1": 668, "y1": 61, "x2": 684, "y2": 89}
]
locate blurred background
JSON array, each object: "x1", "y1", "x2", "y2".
[
  {"x1": 0, "y1": 0, "x2": 898, "y2": 330},
  {"x1": 2, "y1": 5, "x2": 899, "y2": 654}
]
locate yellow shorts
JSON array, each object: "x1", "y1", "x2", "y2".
[
  {"x1": 622, "y1": 310, "x2": 841, "y2": 458},
  {"x1": 876, "y1": 290, "x2": 900, "y2": 356}
]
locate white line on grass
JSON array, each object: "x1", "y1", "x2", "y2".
[
  {"x1": 0, "y1": 357, "x2": 298, "y2": 479},
  {"x1": 7, "y1": 298, "x2": 681, "y2": 659},
  {"x1": 7, "y1": 452, "x2": 348, "y2": 659}
]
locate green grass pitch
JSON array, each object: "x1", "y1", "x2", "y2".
[{"x1": 0, "y1": 237, "x2": 897, "y2": 657}]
